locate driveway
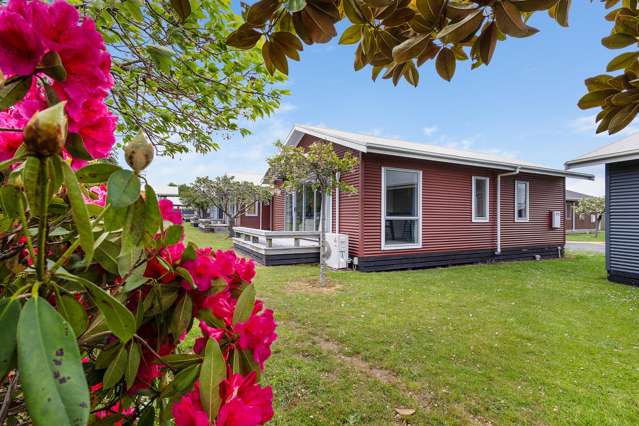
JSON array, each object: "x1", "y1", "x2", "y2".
[{"x1": 566, "y1": 242, "x2": 605, "y2": 253}]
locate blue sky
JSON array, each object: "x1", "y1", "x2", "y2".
[{"x1": 146, "y1": 3, "x2": 629, "y2": 195}]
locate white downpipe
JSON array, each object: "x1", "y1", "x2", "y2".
[
  {"x1": 496, "y1": 167, "x2": 521, "y2": 255},
  {"x1": 335, "y1": 172, "x2": 341, "y2": 234},
  {"x1": 259, "y1": 201, "x2": 262, "y2": 230}
]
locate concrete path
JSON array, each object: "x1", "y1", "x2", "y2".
[{"x1": 566, "y1": 242, "x2": 605, "y2": 253}]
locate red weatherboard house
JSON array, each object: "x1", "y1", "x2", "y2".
[{"x1": 235, "y1": 126, "x2": 593, "y2": 271}]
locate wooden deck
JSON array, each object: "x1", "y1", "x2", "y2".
[{"x1": 232, "y1": 227, "x2": 320, "y2": 266}]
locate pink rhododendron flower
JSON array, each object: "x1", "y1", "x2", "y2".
[
  {"x1": 202, "y1": 290, "x2": 236, "y2": 325},
  {"x1": 144, "y1": 241, "x2": 186, "y2": 283},
  {"x1": 235, "y1": 305, "x2": 277, "y2": 369},
  {"x1": 95, "y1": 401, "x2": 134, "y2": 426},
  {"x1": 83, "y1": 184, "x2": 107, "y2": 206},
  {"x1": 0, "y1": 0, "x2": 116, "y2": 166},
  {"x1": 216, "y1": 372, "x2": 274, "y2": 426},
  {"x1": 172, "y1": 382, "x2": 210, "y2": 426},
  {"x1": 228, "y1": 257, "x2": 256, "y2": 288},
  {"x1": 182, "y1": 249, "x2": 222, "y2": 291},
  {"x1": 159, "y1": 199, "x2": 183, "y2": 224},
  {"x1": 193, "y1": 320, "x2": 226, "y2": 354}
]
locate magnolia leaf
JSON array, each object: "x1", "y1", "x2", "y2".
[
  {"x1": 233, "y1": 283, "x2": 256, "y2": 325},
  {"x1": 577, "y1": 89, "x2": 617, "y2": 109},
  {"x1": 125, "y1": 342, "x2": 142, "y2": 390},
  {"x1": 552, "y1": 0, "x2": 570, "y2": 27},
  {"x1": 103, "y1": 344, "x2": 127, "y2": 389},
  {"x1": 403, "y1": 61, "x2": 419, "y2": 87},
  {"x1": 494, "y1": 0, "x2": 539, "y2": 37},
  {"x1": 76, "y1": 163, "x2": 120, "y2": 184},
  {"x1": 272, "y1": 32, "x2": 303, "y2": 60},
  {"x1": 339, "y1": 24, "x2": 363, "y2": 45},
  {"x1": 0, "y1": 76, "x2": 31, "y2": 110},
  {"x1": 200, "y1": 339, "x2": 226, "y2": 418},
  {"x1": 608, "y1": 103, "x2": 639, "y2": 134},
  {"x1": 57, "y1": 295, "x2": 88, "y2": 337},
  {"x1": 436, "y1": 47, "x2": 456, "y2": 81},
  {"x1": 602, "y1": 33, "x2": 637, "y2": 49},
  {"x1": 512, "y1": 0, "x2": 559, "y2": 12},
  {"x1": 392, "y1": 35, "x2": 431, "y2": 64},
  {"x1": 0, "y1": 299, "x2": 20, "y2": 379},
  {"x1": 437, "y1": 9, "x2": 483, "y2": 43},
  {"x1": 107, "y1": 169, "x2": 141, "y2": 209},
  {"x1": 170, "y1": 0, "x2": 192, "y2": 22},
  {"x1": 415, "y1": 0, "x2": 445, "y2": 25},
  {"x1": 59, "y1": 158, "x2": 95, "y2": 264},
  {"x1": 247, "y1": 0, "x2": 279, "y2": 26},
  {"x1": 479, "y1": 21, "x2": 499, "y2": 65},
  {"x1": 62, "y1": 273, "x2": 137, "y2": 342},
  {"x1": 607, "y1": 51, "x2": 639, "y2": 72},
  {"x1": 226, "y1": 24, "x2": 262, "y2": 50},
  {"x1": 17, "y1": 297, "x2": 89, "y2": 426},
  {"x1": 65, "y1": 133, "x2": 93, "y2": 161},
  {"x1": 286, "y1": 0, "x2": 307, "y2": 13}
]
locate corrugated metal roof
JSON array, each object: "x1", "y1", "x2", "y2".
[
  {"x1": 565, "y1": 132, "x2": 639, "y2": 168},
  {"x1": 287, "y1": 125, "x2": 593, "y2": 180},
  {"x1": 566, "y1": 189, "x2": 594, "y2": 201}
]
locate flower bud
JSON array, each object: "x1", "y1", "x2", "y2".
[
  {"x1": 23, "y1": 102, "x2": 68, "y2": 156},
  {"x1": 124, "y1": 131, "x2": 154, "y2": 172}
]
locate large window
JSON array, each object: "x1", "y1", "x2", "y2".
[
  {"x1": 382, "y1": 167, "x2": 421, "y2": 249},
  {"x1": 472, "y1": 176, "x2": 489, "y2": 222},
  {"x1": 515, "y1": 180, "x2": 529, "y2": 222},
  {"x1": 284, "y1": 186, "x2": 331, "y2": 232},
  {"x1": 245, "y1": 201, "x2": 258, "y2": 216}
]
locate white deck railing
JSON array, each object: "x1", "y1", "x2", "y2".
[{"x1": 233, "y1": 226, "x2": 320, "y2": 252}]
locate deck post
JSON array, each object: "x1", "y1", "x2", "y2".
[
  {"x1": 294, "y1": 238, "x2": 300, "y2": 247},
  {"x1": 266, "y1": 238, "x2": 273, "y2": 248}
]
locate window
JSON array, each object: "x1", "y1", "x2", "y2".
[
  {"x1": 515, "y1": 180, "x2": 529, "y2": 222},
  {"x1": 382, "y1": 167, "x2": 421, "y2": 249},
  {"x1": 283, "y1": 187, "x2": 331, "y2": 232},
  {"x1": 245, "y1": 201, "x2": 258, "y2": 216},
  {"x1": 472, "y1": 176, "x2": 489, "y2": 222},
  {"x1": 591, "y1": 214, "x2": 596, "y2": 223}
]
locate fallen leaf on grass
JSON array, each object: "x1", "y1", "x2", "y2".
[{"x1": 394, "y1": 408, "x2": 416, "y2": 416}]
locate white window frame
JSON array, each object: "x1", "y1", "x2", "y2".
[
  {"x1": 245, "y1": 201, "x2": 258, "y2": 216},
  {"x1": 381, "y1": 167, "x2": 422, "y2": 250},
  {"x1": 472, "y1": 176, "x2": 490, "y2": 223},
  {"x1": 514, "y1": 180, "x2": 530, "y2": 222}
]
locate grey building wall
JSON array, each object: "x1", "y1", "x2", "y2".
[{"x1": 606, "y1": 160, "x2": 639, "y2": 285}]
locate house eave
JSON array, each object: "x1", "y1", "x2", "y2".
[{"x1": 565, "y1": 150, "x2": 639, "y2": 169}]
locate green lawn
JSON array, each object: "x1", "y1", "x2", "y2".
[
  {"x1": 566, "y1": 232, "x2": 605, "y2": 243},
  {"x1": 186, "y1": 228, "x2": 639, "y2": 425},
  {"x1": 183, "y1": 223, "x2": 233, "y2": 250}
]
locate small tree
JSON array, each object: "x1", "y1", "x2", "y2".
[
  {"x1": 268, "y1": 141, "x2": 358, "y2": 286},
  {"x1": 186, "y1": 176, "x2": 272, "y2": 237},
  {"x1": 177, "y1": 178, "x2": 213, "y2": 218},
  {"x1": 575, "y1": 196, "x2": 606, "y2": 237}
]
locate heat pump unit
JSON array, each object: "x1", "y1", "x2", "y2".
[
  {"x1": 325, "y1": 233, "x2": 349, "y2": 269},
  {"x1": 551, "y1": 210, "x2": 561, "y2": 229}
]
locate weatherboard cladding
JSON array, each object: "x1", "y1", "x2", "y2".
[
  {"x1": 606, "y1": 161, "x2": 639, "y2": 281},
  {"x1": 271, "y1": 135, "x2": 566, "y2": 264}
]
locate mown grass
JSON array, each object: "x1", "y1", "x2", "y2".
[
  {"x1": 567, "y1": 232, "x2": 606, "y2": 243},
  {"x1": 186, "y1": 227, "x2": 639, "y2": 425},
  {"x1": 183, "y1": 224, "x2": 233, "y2": 250}
]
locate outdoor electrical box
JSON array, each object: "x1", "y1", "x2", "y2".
[
  {"x1": 325, "y1": 233, "x2": 349, "y2": 269},
  {"x1": 551, "y1": 211, "x2": 561, "y2": 229}
]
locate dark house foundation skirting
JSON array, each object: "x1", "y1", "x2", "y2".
[
  {"x1": 234, "y1": 244, "x2": 320, "y2": 266},
  {"x1": 355, "y1": 246, "x2": 564, "y2": 272},
  {"x1": 608, "y1": 270, "x2": 639, "y2": 286}
]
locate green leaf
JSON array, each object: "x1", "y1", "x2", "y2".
[
  {"x1": 339, "y1": 25, "x2": 363, "y2": 45},
  {"x1": 200, "y1": 339, "x2": 226, "y2": 418},
  {"x1": 0, "y1": 185, "x2": 23, "y2": 219},
  {"x1": 436, "y1": 9, "x2": 483, "y2": 43},
  {"x1": 0, "y1": 299, "x2": 21, "y2": 379},
  {"x1": 17, "y1": 297, "x2": 89, "y2": 426},
  {"x1": 286, "y1": 0, "x2": 306, "y2": 12},
  {"x1": 577, "y1": 89, "x2": 617, "y2": 109},
  {"x1": 147, "y1": 45, "x2": 175, "y2": 73},
  {"x1": 0, "y1": 76, "x2": 32, "y2": 110},
  {"x1": 95, "y1": 239, "x2": 120, "y2": 275},
  {"x1": 233, "y1": 284, "x2": 256, "y2": 325},
  {"x1": 435, "y1": 47, "x2": 456, "y2": 81},
  {"x1": 76, "y1": 163, "x2": 120, "y2": 184},
  {"x1": 165, "y1": 224, "x2": 183, "y2": 245},
  {"x1": 103, "y1": 344, "x2": 127, "y2": 389},
  {"x1": 162, "y1": 363, "x2": 200, "y2": 397},
  {"x1": 607, "y1": 51, "x2": 639, "y2": 72},
  {"x1": 512, "y1": 0, "x2": 558, "y2": 11},
  {"x1": 601, "y1": 33, "x2": 637, "y2": 49},
  {"x1": 144, "y1": 184, "x2": 162, "y2": 235},
  {"x1": 61, "y1": 273, "x2": 137, "y2": 342},
  {"x1": 160, "y1": 353, "x2": 203, "y2": 369},
  {"x1": 123, "y1": 264, "x2": 148, "y2": 292},
  {"x1": 121, "y1": 199, "x2": 146, "y2": 255},
  {"x1": 107, "y1": 169, "x2": 141, "y2": 209},
  {"x1": 138, "y1": 405, "x2": 155, "y2": 426},
  {"x1": 104, "y1": 206, "x2": 127, "y2": 232},
  {"x1": 65, "y1": 133, "x2": 93, "y2": 161},
  {"x1": 57, "y1": 295, "x2": 88, "y2": 337},
  {"x1": 23, "y1": 156, "x2": 41, "y2": 217},
  {"x1": 170, "y1": 295, "x2": 192, "y2": 338},
  {"x1": 95, "y1": 343, "x2": 121, "y2": 369},
  {"x1": 125, "y1": 342, "x2": 141, "y2": 390},
  {"x1": 60, "y1": 158, "x2": 95, "y2": 264},
  {"x1": 40, "y1": 51, "x2": 67, "y2": 82},
  {"x1": 176, "y1": 266, "x2": 195, "y2": 289}
]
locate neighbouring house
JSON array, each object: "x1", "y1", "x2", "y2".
[
  {"x1": 236, "y1": 125, "x2": 593, "y2": 271},
  {"x1": 566, "y1": 133, "x2": 639, "y2": 285},
  {"x1": 565, "y1": 190, "x2": 605, "y2": 233}
]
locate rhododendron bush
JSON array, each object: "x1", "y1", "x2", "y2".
[{"x1": 0, "y1": 1, "x2": 276, "y2": 425}]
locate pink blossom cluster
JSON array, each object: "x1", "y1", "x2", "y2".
[
  {"x1": 0, "y1": 0, "x2": 116, "y2": 166},
  {"x1": 139, "y1": 200, "x2": 276, "y2": 426},
  {"x1": 82, "y1": 183, "x2": 107, "y2": 207}
]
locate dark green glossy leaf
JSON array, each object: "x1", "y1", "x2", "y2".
[
  {"x1": 200, "y1": 339, "x2": 226, "y2": 418},
  {"x1": 170, "y1": 295, "x2": 192, "y2": 338},
  {"x1": 57, "y1": 295, "x2": 88, "y2": 337},
  {"x1": 17, "y1": 297, "x2": 89, "y2": 426},
  {"x1": 0, "y1": 299, "x2": 20, "y2": 379},
  {"x1": 160, "y1": 353, "x2": 203, "y2": 369},
  {"x1": 107, "y1": 169, "x2": 141, "y2": 209},
  {"x1": 65, "y1": 133, "x2": 93, "y2": 161},
  {"x1": 103, "y1": 344, "x2": 127, "y2": 389},
  {"x1": 144, "y1": 184, "x2": 162, "y2": 235},
  {"x1": 76, "y1": 163, "x2": 120, "y2": 184},
  {"x1": 0, "y1": 76, "x2": 31, "y2": 110},
  {"x1": 125, "y1": 342, "x2": 141, "y2": 390},
  {"x1": 165, "y1": 223, "x2": 183, "y2": 245},
  {"x1": 60, "y1": 158, "x2": 95, "y2": 264},
  {"x1": 233, "y1": 283, "x2": 256, "y2": 325}
]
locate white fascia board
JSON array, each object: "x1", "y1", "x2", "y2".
[
  {"x1": 565, "y1": 151, "x2": 639, "y2": 169},
  {"x1": 290, "y1": 126, "x2": 367, "y2": 152}
]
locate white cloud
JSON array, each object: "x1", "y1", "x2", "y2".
[
  {"x1": 359, "y1": 128, "x2": 401, "y2": 139},
  {"x1": 422, "y1": 126, "x2": 438, "y2": 136},
  {"x1": 569, "y1": 114, "x2": 639, "y2": 137},
  {"x1": 566, "y1": 165, "x2": 605, "y2": 196}
]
